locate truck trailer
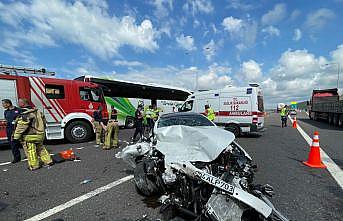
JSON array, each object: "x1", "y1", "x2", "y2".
[{"x1": 309, "y1": 88, "x2": 343, "y2": 126}]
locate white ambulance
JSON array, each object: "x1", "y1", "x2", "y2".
[{"x1": 179, "y1": 84, "x2": 265, "y2": 136}]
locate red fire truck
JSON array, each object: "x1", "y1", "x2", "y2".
[{"x1": 0, "y1": 65, "x2": 108, "y2": 144}]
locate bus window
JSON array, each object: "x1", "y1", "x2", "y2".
[{"x1": 179, "y1": 100, "x2": 193, "y2": 112}]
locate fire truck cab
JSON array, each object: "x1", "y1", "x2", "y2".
[{"x1": 0, "y1": 71, "x2": 108, "y2": 144}]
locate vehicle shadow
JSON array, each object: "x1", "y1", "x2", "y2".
[
  {"x1": 298, "y1": 118, "x2": 343, "y2": 131},
  {"x1": 240, "y1": 133, "x2": 262, "y2": 138}
]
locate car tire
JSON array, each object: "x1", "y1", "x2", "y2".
[
  {"x1": 134, "y1": 161, "x2": 161, "y2": 196},
  {"x1": 226, "y1": 124, "x2": 240, "y2": 137},
  {"x1": 65, "y1": 121, "x2": 93, "y2": 143},
  {"x1": 125, "y1": 117, "x2": 135, "y2": 129}
]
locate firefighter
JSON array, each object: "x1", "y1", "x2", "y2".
[
  {"x1": 132, "y1": 104, "x2": 144, "y2": 142},
  {"x1": 2, "y1": 99, "x2": 22, "y2": 163},
  {"x1": 280, "y1": 105, "x2": 288, "y2": 128},
  {"x1": 103, "y1": 106, "x2": 119, "y2": 150},
  {"x1": 93, "y1": 106, "x2": 106, "y2": 146},
  {"x1": 144, "y1": 105, "x2": 154, "y2": 135},
  {"x1": 205, "y1": 104, "x2": 216, "y2": 121},
  {"x1": 13, "y1": 98, "x2": 53, "y2": 170}
]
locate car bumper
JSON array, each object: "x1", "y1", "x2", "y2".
[{"x1": 239, "y1": 123, "x2": 264, "y2": 133}]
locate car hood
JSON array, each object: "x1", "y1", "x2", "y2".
[{"x1": 156, "y1": 125, "x2": 235, "y2": 164}]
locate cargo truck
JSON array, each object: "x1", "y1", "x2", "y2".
[{"x1": 308, "y1": 88, "x2": 343, "y2": 126}]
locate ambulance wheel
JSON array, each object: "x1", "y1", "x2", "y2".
[
  {"x1": 226, "y1": 124, "x2": 240, "y2": 137},
  {"x1": 65, "y1": 121, "x2": 92, "y2": 143},
  {"x1": 125, "y1": 117, "x2": 135, "y2": 129}
]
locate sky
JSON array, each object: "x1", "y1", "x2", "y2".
[{"x1": 1, "y1": 0, "x2": 343, "y2": 107}]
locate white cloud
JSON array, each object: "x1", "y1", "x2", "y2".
[
  {"x1": 222, "y1": 16, "x2": 257, "y2": 49},
  {"x1": 261, "y1": 3, "x2": 287, "y2": 26},
  {"x1": 240, "y1": 60, "x2": 263, "y2": 81},
  {"x1": 86, "y1": 63, "x2": 232, "y2": 92},
  {"x1": 183, "y1": 0, "x2": 214, "y2": 15},
  {"x1": 0, "y1": 0, "x2": 158, "y2": 59},
  {"x1": 176, "y1": 34, "x2": 196, "y2": 51},
  {"x1": 150, "y1": 0, "x2": 173, "y2": 18},
  {"x1": 113, "y1": 60, "x2": 145, "y2": 67},
  {"x1": 222, "y1": 16, "x2": 244, "y2": 33},
  {"x1": 331, "y1": 44, "x2": 343, "y2": 64},
  {"x1": 304, "y1": 8, "x2": 335, "y2": 32},
  {"x1": 292, "y1": 29, "x2": 302, "y2": 41},
  {"x1": 290, "y1": 9, "x2": 301, "y2": 21},
  {"x1": 261, "y1": 26, "x2": 280, "y2": 37},
  {"x1": 257, "y1": 48, "x2": 343, "y2": 106},
  {"x1": 227, "y1": 0, "x2": 254, "y2": 11},
  {"x1": 203, "y1": 40, "x2": 216, "y2": 61}
]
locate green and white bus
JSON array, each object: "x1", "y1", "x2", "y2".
[{"x1": 75, "y1": 76, "x2": 191, "y2": 128}]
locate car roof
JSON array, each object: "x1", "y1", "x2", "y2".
[{"x1": 160, "y1": 112, "x2": 204, "y2": 119}]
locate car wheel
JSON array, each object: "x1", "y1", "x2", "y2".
[
  {"x1": 134, "y1": 161, "x2": 161, "y2": 196},
  {"x1": 226, "y1": 124, "x2": 240, "y2": 137}
]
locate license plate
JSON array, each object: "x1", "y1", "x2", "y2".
[{"x1": 195, "y1": 171, "x2": 235, "y2": 194}]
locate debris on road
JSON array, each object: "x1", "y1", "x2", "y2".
[{"x1": 80, "y1": 179, "x2": 92, "y2": 185}]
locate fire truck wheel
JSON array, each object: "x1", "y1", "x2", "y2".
[
  {"x1": 125, "y1": 117, "x2": 135, "y2": 129},
  {"x1": 65, "y1": 121, "x2": 92, "y2": 143},
  {"x1": 226, "y1": 124, "x2": 240, "y2": 137}
]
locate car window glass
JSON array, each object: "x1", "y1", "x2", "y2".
[{"x1": 158, "y1": 115, "x2": 213, "y2": 128}]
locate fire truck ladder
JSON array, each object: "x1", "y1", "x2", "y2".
[{"x1": 0, "y1": 64, "x2": 55, "y2": 76}]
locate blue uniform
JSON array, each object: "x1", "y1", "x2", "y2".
[{"x1": 4, "y1": 106, "x2": 22, "y2": 162}]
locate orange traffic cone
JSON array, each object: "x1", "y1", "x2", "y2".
[
  {"x1": 303, "y1": 131, "x2": 326, "y2": 168},
  {"x1": 292, "y1": 116, "x2": 297, "y2": 128}
]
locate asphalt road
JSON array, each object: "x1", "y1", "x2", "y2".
[{"x1": 0, "y1": 113, "x2": 342, "y2": 221}]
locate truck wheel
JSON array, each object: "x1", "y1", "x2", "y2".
[
  {"x1": 125, "y1": 117, "x2": 135, "y2": 129},
  {"x1": 65, "y1": 121, "x2": 92, "y2": 143},
  {"x1": 339, "y1": 114, "x2": 343, "y2": 127},
  {"x1": 333, "y1": 114, "x2": 339, "y2": 126},
  {"x1": 328, "y1": 114, "x2": 333, "y2": 125},
  {"x1": 226, "y1": 124, "x2": 240, "y2": 137}
]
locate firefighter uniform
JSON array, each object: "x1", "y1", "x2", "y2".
[
  {"x1": 103, "y1": 110, "x2": 119, "y2": 149},
  {"x1": 13, "y1": 108, "x2": 52, "y2": 170},
  {"x1": 206, "y1": 107, "x2": 216, "y2": 121},
  {"x1": 93, "y1": 110, "x2": 104, "y2": 145}
]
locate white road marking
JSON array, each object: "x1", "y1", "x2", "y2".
[
  {"x1": 0, "y1": 158, "x2": 28, "y2": 166},
  {"x1": 24, "y1": 175, "x2": 134, "y2": 221},
  {"x1": 0, "y1": 153, "x2": 56, "y2": 167},
  {"x1": 289, "y1": 116, "x2": 343, "y2": 189},
  {"x1": 76, "y1": 147, "x2": 85, "y2": 150}
]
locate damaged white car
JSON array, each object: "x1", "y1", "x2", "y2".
[{"x1": 116, "y1": 112, "x2": 288, "y2": 221}]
